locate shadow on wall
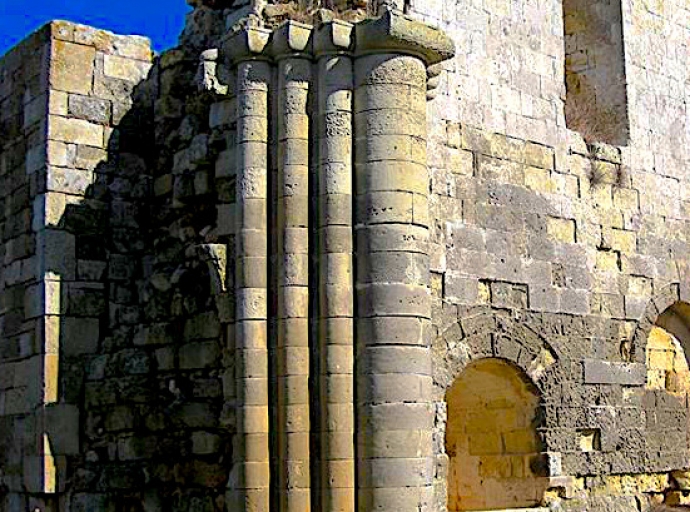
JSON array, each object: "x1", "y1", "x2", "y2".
[{"x1": 44, "y1": 45, "x2": 235, "y2": 511}]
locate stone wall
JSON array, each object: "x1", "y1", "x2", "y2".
[
  {"x1": 4, "y1": 0, "x2": 690, "y2": 511},
  {"x1": 408, "y1": 0, "x2": 690, "y2": 508},
  {"x1": 0, "y1": 23, "x2": 52, "y2": 512},
  {"x1": 0, "y1": 21, "x2": 155, "y2": 511}
]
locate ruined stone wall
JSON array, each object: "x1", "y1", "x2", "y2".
[
  {"x1": 0, "y1": 21, "x2": 157, "y2": 512},
  {"x1": 49, "y1": 22, "x2": 239, "y2": 512},
  {"x1": 0, "y1": 24, "x2": 52, "y2": 512},
  {"x1": 4, "y1": 1, "x2": 690, "y2": 511},
  {"x1": 407, "y1": 0, "x2": 690, "y2": 509}
]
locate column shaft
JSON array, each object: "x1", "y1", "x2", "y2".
[
  {"x1": 354, "y1": 53, "x2": 434, "y2": 512},
  {"x1": 276, "y1": 56, "x2": 312, "y2": 512},
  {"x1": 231, "y1": 58, "x2": 271, "y2": 512},
  {"x1": 317, "y1": 52, "x2": 356, "y2": 512}
]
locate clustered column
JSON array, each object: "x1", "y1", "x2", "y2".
[{"x1": 221, "y1": 13, "x2": 453, "y2": 512}]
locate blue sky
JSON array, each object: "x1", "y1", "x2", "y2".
[{"x1": 0, "y1": 0, "x2": 191, "y2": 56}]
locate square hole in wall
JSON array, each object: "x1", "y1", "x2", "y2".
[{"x1": 577, "y1": 429, "x2": 601, "y2": 452}]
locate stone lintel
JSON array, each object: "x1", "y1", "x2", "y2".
[
  {"x1": 354, "y1": 10, "x2": 455, "y2": 65},
  {"x1": 583, "y1": 359, "x2": 646, "y2": 386}
]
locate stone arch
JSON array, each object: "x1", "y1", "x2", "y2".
[
  {"x1": 433, "y1": 312, "x2": 562, "y2": 399},
  {"x1": 445, "y1": 358, "x2": 549, "y2": 511},
  {"x1": 432, "y1": 312, "x2": 564, "y2": 512},
  {"x1": 629, "y1": 283, "x2": 682, "y2": 364},
  {"x1": 626, "y1": 282, "x2": 690, "y2": 394}
]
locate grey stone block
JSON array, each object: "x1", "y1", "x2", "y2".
[
  {"x1": 68, "y1": 94, "x2": 111, "y2": 124},
  {"x1": 583, "y1": 359, "x2": 646, "y2": 386}
]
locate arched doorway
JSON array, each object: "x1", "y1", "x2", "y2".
[
  {"x1": 445, "y1": 358, "x2": 547, "y2": 511},
  {"x1": 646, "y1": 302, "x2": 690, "y2": 394}
]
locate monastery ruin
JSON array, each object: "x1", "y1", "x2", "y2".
[{"x1": 2, "y1": 0, "x2": 690, "y2": 510}]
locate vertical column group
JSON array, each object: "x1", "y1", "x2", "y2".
[{"x1": 223, "y1": 14, "x2": 453, "y2": 512}]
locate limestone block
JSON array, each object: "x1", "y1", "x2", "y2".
[
  {"x1": 356, "y1": 161, "x2": 428, "y2": 195},
  {"x1": 46, "y1": 141, "x2": 75, "y2": 167},
  {"x1": 357, "y1": 346, "x2": 431, "y2": 375},
  {"x1": 357, "y1": 252, "x2": 429, "y2": 286},
  {"x1": 354, "y1": 109, "x2": 426, "y2": 138},
  {"x1": 356, "y1": 191, "x2": 414, "y2": 225},
  {"x1": 46, "y1": 166, "x2": 93, "y2": 195},
  {"x1": 179, "y1": 341, "x2": 221, "y2": 369},
  {"x1": 215, "y1": 148, "x2": 235, "y2": 178},
  {"x1": 23, "y1": 96, "x2": 47, "y2": 130},
  {"x1": 183, "y1": 311, "x2": 221, "y2": 340},
  {"x1": 48, "y1": 91, "x2": 69, "y2": 115},
  {"x1": 68, "y1": 94, "x2": 111, "y2": 124},
  {"x1": 192, "y1": 431, "x2": 222, "y2": 455},
  {"x1": 602, "y1": 228, "x2": 637, "y2": 254},
  {"x1": 45, "y1": 404, "x2": 80, "y2": 455},
  {"x1": 41, "y1": 229, "x2": 76, "y2": 279},
  {"x1": 67, "y1": 284, "x2": 106, "y2": 316},
  {"x1": 355, "y1": 55, "x2": 426, "y2": 89},
  {"x1": 103, "y1": 54, "x2": 150, "y2": 82},
  {"x1": 48, "y1": 116, "x2": 104, "y2": 147},
  {"x1": 524, "y1": 142, "x2": 554, "y2": 169},
  {"x1": 357, "y1": 283, "x2": 431, "y2": 318},
  {"x1": 74, "y1": 145, "x2": 107, "y2": 170},
  {"x1": 358, "y1": 457, "x2": 433, "y2": 488},
  {"x1": 210, "y1": 100, "x2": 236, "y2": 128},
  {"x1": 355, "y1": 134, "x2": 427, "y2": 165},
  {"x1": 104, "y1": 406, "x2": 135, "y2": 432},
  {"x1": 356, "y1": 487, "x2": 433, "y2": 512},
  {"x1": 62, "y1": 317, "x2": 100, "y2": 355},
  {"x1": 50, "y1": 41, "x2": 95, "y2": 95},
  {"x1": 357, "y1": 317, "x2": 428, "y2": 347}
]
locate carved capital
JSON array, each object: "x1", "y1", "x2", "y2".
[
  {"x1": 221, "y1": 25, "x2": 271, "y2": 63},
  {"x1": 354, "y1": 10, "x2": 455, "y2": 65}
]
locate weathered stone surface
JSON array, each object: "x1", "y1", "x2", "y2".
[
  {"x1": 68, "y1": 94, "x2": 111, "y2": 124},
  {"x1": 50, "y1": 40, "x2": 95, "y2": 95},
  {"x1": 103, "y1": 54, "x2": 151, "y2": 82},
  {"x1": 48, "y1": 116, "x2": 104, "y2": 147},
  {"x1": 6, "y1": 6, "x2": 690, "y2": 512},
  {"x1": 583, "y1": 360, "x2": 646, "y2": 386}
]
